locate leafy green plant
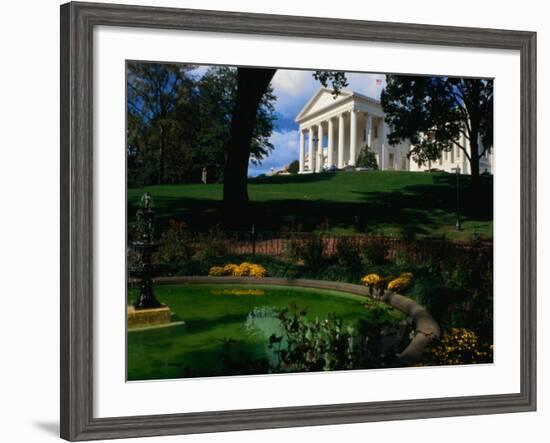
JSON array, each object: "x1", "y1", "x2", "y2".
[
  {"x1": 268, "y1": 303, "x2": 407, "y2": 373},
  {"x1": 423, "y1": 328, "x2": 493, "y2": 366},
  {"x1": 270, "y1": 305, "x2": 355, "y2": 372},
  {"x1": 334, "y1": 236, "x2": 362, "y2": 269},
  {"x1": 287, "y1": 159, "x2": 300, "y2": 174},
  {"x1": 155, "y1": 220, "x2": 195, "y2": 265},
  {"x1": 356, "y1": 144, "x2": 378, "y2": 169},
  {"x1": 196, "y1": 226, "x2": 229, "y2": 261},
  {"x1": 362, "y1": 238, "x2": 389, "y2": 265},
  {"x1": 287, "y1": 235, "x2": 326, "y2": 269}
]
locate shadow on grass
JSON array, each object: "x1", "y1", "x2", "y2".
[
  {"x1": 128, "y1": 173, "x2": 492, "y2": 237},
  {"x1": 249, "y1": 171, "x2": 338, "y2": 185}
]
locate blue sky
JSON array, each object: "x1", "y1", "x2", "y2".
[{"x1": 192, "y1": 66, "x2": 387, "y2": 177}]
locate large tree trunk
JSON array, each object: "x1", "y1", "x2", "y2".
[{"x1": 223, "y1": 67, "x2": 276, "y2": 227}]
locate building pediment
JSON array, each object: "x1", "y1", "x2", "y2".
[
  {"x1": 295, "y1": 87, "x2": 384, "y2": 124},
  {"x1": 295, "y1": 88, "x2": 352, "y2": 123}
]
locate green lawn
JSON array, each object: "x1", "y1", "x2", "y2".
[
  {"x1": 128, "y1": 170, "x2": 492, "y2": 240},
  {"x1": 127, "y1": 283, "x2": 404, "y2": 380}
]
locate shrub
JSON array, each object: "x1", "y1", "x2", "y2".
[
  {"x1": 270, "y1": 307, "x2": 355, "y2": 372},
  {"x1": 222, "y1": 263, "x2": 239, "y2": 275},
  {"x1": 269, "y1": 304, "x2": 405, "y2": 372},
  {"x1": 387, "y1": 272, "x2": 413, "y2": 293},
  {"x1": 208, "y1": 266, "x2": 225, "y2": 276},
  {"x1": 356, "y1": 144, "x2": 378, "y2": 169},
  {"x1": 196, "y1": 227, "x2": 228, "y2": 261},
  {"x1": 288, "y1": 235, "x2": 325, "y2": 269},
  {"x1": 362, "y1": 238, "x2": 389, "y2": 265},
  {"x1": 424, "y1": 328, "x2": 493, "y2": 365},
  {"x1": 154, "y1": 220, "x2": 195, "y2": 265},
  {"x1": 287, "y1": 159, "x2": 300, "y2": 174},
  {"x1": 209, "y1": 262, "x2": 267, "y2": 278},
  {"x1": 334, "y1": 236, "x2": 362, "y2": 269},
  {"x1": 248, "y1": 264, "x2": 268, "y2": 277},
  {"x1": 361, "y1": 273, "x2": 381, "y2": 287}
]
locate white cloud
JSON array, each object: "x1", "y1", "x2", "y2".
[
  {"x1": 270, "y1": 69, "x2": 387, "y2": 120},
  {"x1": 249, "y1": 129, "x2": 300, "y2": 176},
  {"x1": 271, "y1": 70, "x2": 319, "y2": 119}
]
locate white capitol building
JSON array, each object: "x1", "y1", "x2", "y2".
[{"x1": 295, "y1": 88, "x2": 493, "y2": 175}]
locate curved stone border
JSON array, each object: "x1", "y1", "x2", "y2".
[
  {"x1": 152, "y1": 276, "x2": 440, "y2": 365},
  {"x1": 380, "y1": 290, "x2": 441, "y2": 365}
]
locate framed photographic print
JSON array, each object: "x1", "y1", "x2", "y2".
[{"x1": 60, "y1": 1, "x2": 536, "y2": 440}]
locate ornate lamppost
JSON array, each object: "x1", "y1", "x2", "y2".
[
  {"x1": 130, "y1": 192, "x2": 162, "y2": 309},
  {"x1": 452, "y1": 166, "x2": 462, "y2": 231}
]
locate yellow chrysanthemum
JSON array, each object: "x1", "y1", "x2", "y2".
[
  {"x1": 428, "y1": 328, "x2": 493, "y2": 365},
  {"x1": 208, "y1": 266, "x2": 225, "y2": 276},
  {"x1": 387, "y1": 272, "x2": 413, "y2": 292},
  {"x1": 249, "y1": 264, "x2": 267, "y2": 277},
  {"x1": 222, "y1": 263, "x2": 239, "y2": 275},
  {"x1": 361, "y1": 273, "x2": 381, "y2": 286},
  {"x1": 210, "y1": 262, "x2": 267, "y2": 277}
]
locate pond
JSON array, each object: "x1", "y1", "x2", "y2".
[{"x1": 127, "y1": 283, "x2": 408, "y2": 380}]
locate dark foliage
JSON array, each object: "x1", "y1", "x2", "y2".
[
  {"x1": 127, "y1": 63, "x2": 277, "y2": 187},
  {"x1": 381, "y1": 75, "x2": 493, "y2": 179},
  {"x1": 356, "y1": 144, "x2": 379, "y2": 169}
]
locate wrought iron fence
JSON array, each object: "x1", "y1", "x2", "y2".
[{"x1": 185, "y1": 230, "x2": 492, "y2": 264}]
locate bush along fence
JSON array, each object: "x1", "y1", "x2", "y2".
[{"x1": 174, "y1": 228, "x2": 492, "y2": 265}]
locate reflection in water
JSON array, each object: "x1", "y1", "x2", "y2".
[{"x1": 245, "y1": 306, "x2": 286, "y2": 365}]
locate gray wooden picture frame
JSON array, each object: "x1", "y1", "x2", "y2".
[{"x1": 60, "y1": 1, "x2": 537, "y2": 441}]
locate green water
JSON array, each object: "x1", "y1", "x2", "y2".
[{"x1": 127, "y1": 284, "x2": 405, "y2": 380}]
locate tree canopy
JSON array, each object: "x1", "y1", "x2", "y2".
[
  {"x1": 381, "y1": 75, "x2": 493, "y2": 178},
  {"x1": 127, "y1": 62, "x2": 276, "y2": 186},
  {"x1": 127, "y1": 62, "x2": 349, "y2": 227}
]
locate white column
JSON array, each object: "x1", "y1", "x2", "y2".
[
  {"x1": 338, "y1": 113, "x2": 345, "y2": 168},
  {"x1": 380, "y1": 121, "x2": 387, "y2": 170},
  {"x1": 327, "y1": 118, "x2": 334, "y2": 168},
  {"x1": 349, "y1": 110, "x2": 357, "y2": 166},
  {"x1": 317, "y1": 123, "x2": 324, "y2": 172},
  {"x1": 366, "y1": 114, "x2": 373, "y2": 149},
  {"x1": 308, "y1": 127, "x2": 315, "y2": 172},
  {"x1": 299, "y1": 129, "x2": 305, "y2": 173}
]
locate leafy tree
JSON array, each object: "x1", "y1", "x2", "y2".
[
  {"x1": 223, "y1": 68, "x2": 348, "y2": 225},
  {"x1": 356, "y1": 144, "x2": 378, "y2": 169},
  {"x1": 380, "y1": 75, "x2": 493, "y2": 180},
  {"x1": 127, "y1": 63, "x2": 277, "y2": 186},
  {"x1": 127, "y1": 62, "x2": 349, "y2": 223},
  {"x1": 197, "y1": 67, "x2": 276, "y2": 183},
  {"x1": 127, "y1": 62, "x2": 197, "y2": 185},
  {"x1": 287, "y1": 160, "x2": 300, "y2": 174}
]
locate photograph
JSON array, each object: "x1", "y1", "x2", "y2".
[{"x1": 126, "y1": 62, "x2": 494, "y2": 381}]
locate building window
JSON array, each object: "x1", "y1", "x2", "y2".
[{"x1": 373, "y1": 124, "x2": 378, "y2": 139}]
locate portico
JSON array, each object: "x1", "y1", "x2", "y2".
[
  {"x1": 295, "y1": 88, "x2": 389, "y2": 173},
  {"x1": 295, "y1": 87, "x2": 492, "y2": 175}
]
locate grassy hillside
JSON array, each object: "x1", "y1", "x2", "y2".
[{"x1": 128, "y1": 170, "x2": 493, "y2": 240}]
